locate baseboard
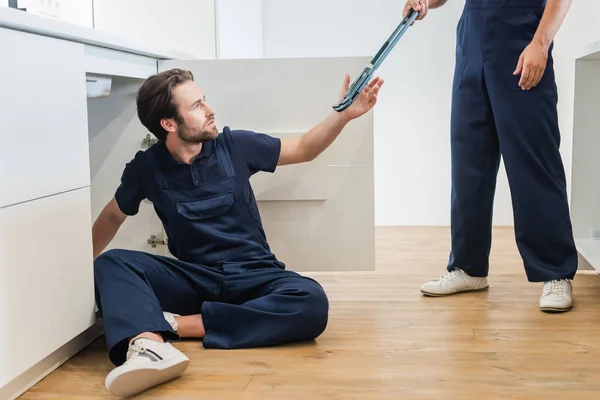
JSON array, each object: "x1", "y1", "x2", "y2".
[{"x1": 0, "y1": 319, "x2": 104, "y2": 400}]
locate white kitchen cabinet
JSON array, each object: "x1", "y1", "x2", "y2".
[
  {"x1": 0, "y1": 187, "x2": 96, "y2": 389},
  {"x1": 0, "y1": 26, "x2": 90, "y2": 209},
  {"x1": 87, "y1": 76, "x2": 166, "y2": 256},
  {"x1": 570, "y1": 40, "x2": 600, "y2": 272}
]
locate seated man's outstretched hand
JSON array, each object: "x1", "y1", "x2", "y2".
[{"x1": 339, "y1": 74, "x2": 384, "y2": 121}]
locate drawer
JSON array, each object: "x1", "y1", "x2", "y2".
[
  {"x1": 0, "y1": 27, "x2": 90, "y2": 208},
  {"x1": 0, "y1": 187, "x2": 96, "y2": 387},
  {"x1": 250, "y1": 132, "x2": 329, "y2": 201}
]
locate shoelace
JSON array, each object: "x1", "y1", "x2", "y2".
[
  {"x1": 440, "y1": 269, "x2": 462, "y2": 281},
  {"x1": 125, "y1": 339, "x2": 149, "y2": 362},
  {"x1": 543, "y1": 279, "x2": 569, "y2": 296}
]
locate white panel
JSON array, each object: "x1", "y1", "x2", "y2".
[
  {"x1": 0, "y1": 27, "x2": 90, "y2": 208},
  {"x1": 216, "y1": 0, "x2": 263, "y2": 59},
  {"x1": 570, "y1": 60, "x2": 600, "y2": 240},
  {"x1": 93, "y1": 0, "x2": 216, "y2": 59},
  {"x1": 88, "y1": 77, "x2": 166, "y2": 255},
  {"x1": 0, "y1": 187, "x2": 96, "y2": 388},
  {"x1": 570, "y1": 59, "x2": 600, "y2": 273},
  {"x1": 84, "y1": 44, "x2": 157, "y2": 79}
]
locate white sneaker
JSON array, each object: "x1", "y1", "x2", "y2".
[
  {"x1": 421, "y1": 268, "x2": 489, "y2": 296},
  {"x1": 164, "y1": 312, "x2": 180, "y2": 332},
  {"x1": 540, "y1": 279, "x2": 573, "y2": 312},
  {"x1": 105, "y1": 337, "x2": 190, "y2": 397}
]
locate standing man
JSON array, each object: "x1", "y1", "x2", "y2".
[{"x1": 406, "y1": 0, "x2": 577, "y2": 311}]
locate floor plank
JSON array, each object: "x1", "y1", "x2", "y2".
[{"x1": 18, "y1": 227, "x2": 600, "y2": 399}]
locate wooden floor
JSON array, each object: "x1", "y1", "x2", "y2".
[{"x1": 20, "y1": 227, "x2": 600, "y2": 399}]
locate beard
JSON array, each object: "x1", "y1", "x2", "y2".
[{"x1": 177, "y1": 121, "x2": 219, "y2": 144}]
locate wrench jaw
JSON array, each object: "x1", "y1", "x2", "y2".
[
  {"x1": 332, "y1": 67, "x2": 373, "y2": 112},
  {"x1": 332, "y1": 93, "x2": 358, "y2": 112}
]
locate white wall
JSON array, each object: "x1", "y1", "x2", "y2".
[
  {"x1": 92, "y1": 0, "x2": 216, "y2": 59},
  {"x1": 216, "y1": 0, "x2": 263, "y2": 59},
  {"x1": 262, "y1": 0, "x2": 600, "y2": 227}
]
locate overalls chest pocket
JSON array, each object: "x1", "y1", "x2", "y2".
[{"x1": 175, "y1": 190, "x2": 235, "y2": 220}]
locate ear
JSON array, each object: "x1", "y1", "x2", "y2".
[{"x1": 160, "y1": 118, "x2": 177, "y2": 134}]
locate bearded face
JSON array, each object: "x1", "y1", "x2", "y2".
[{"x1": 176, "y1": 116, "x2": 218, "y2": 144}]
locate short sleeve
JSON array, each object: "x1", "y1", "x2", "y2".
[
  {"x1": 114, "y1": 151, "x2": 146, "y2": 216},
  {"x1": 227, "y1": 129, "x2": 281, "y2": 175}
]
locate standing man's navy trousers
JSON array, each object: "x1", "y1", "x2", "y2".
[{"x1": 447, "y1": 0, "x2": 578, "y2": 281}]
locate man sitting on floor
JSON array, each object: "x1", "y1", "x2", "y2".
[{"x1": 92, "y1": 68, "x2": 383, "y2": 396}]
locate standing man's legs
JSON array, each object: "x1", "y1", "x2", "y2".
[
  {"x1": 484, "y1": 7, "x2": 577, "y2": 311},
  {"x1": 421, "y1": 3, "x2": 577, "y2": 312},
  {"x1": 421, "y1": 5, "x2": 498, "y2": 296}
]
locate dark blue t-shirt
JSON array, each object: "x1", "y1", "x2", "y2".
[{"x1": 114, "y1": 127, "x2": 281, "y2": 264}]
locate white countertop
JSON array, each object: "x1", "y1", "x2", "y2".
[
  {"x1": 577, "y1": 39, "x2": 600, "y2": 61},
  {"x1": 0, "y1": 6, "x2": 192, "y2": 60}
]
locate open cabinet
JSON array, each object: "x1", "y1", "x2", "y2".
[{"x1": 87, "y1": 75, "x2": 168, "y2": 256}]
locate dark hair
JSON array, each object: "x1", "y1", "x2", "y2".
[{"x1": 136, "y1": 68, "x2": 195, "y2": 141}]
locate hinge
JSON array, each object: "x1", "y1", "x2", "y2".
[
  {"x1": 142, "y1": 134, "x2": 158, "y2": 148},
  {"x1": 148, "y1": 235, "x2": 168, "y2": 248}
]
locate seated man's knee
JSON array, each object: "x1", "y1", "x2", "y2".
[
  {"x1": 297, "y1": 279, "x2": 329, "y2": 338},
  {"x1": 93, "y1": 249, "x2": 132, "y2": 279}
]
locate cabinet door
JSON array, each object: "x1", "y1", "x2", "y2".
[
  {"x1": 157, "y1": 58, "x2": 375, "y2": 271},
  {"x1": 0, "y1": 187, "x2": 96, "y2": 388},
  {"x1": 0, "y1": 27, "x2": 90, "y2": 208},
  {"x1": 87, "y1": 77, "x2": 166, "y2": 255}
]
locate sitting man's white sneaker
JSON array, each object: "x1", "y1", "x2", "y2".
[
  {"x1": 163, "y1": 311, "x2": 180, "y2": 332},
  {"x1": 421, "y1": 268, "x2": 489, "y2": 296},
  {"x1": 105, "y1": 337, "x2": 189, "y2": 397},
  {"x1": 540, "y1": 279, "x2": 573, "y2": 312}
]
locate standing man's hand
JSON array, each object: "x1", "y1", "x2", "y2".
[
  {"x1": 403, "y1": 0, "x2": 429, "y2": 23},
  {"x1": 512, "y1": 0, "x2": 574, "y2": 90},
  {"x1": 513, "y1": 42, "x2": 549, "y2": 90}
]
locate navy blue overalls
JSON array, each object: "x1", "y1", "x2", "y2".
[
  {"x1": 446, "y1": 0, "x2": 577, "y2": 281},
  {"x1": 94, "y1": 129, "x2": 329, "y2": 366}
]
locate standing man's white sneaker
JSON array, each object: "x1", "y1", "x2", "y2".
[
  {"x1": 421, "y1": 268, "x2": 489, "y2": 296},
  {"x1": 540, "y1": 279, "x2": 573, "y2": 312},
  {"x1": 105, "y1": 337, "x2": 190, "y2": 397}
]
